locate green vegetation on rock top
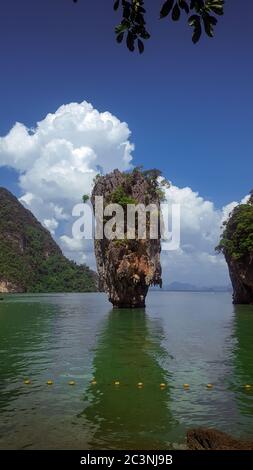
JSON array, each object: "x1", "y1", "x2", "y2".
[
  {"x1": 110, "y1": 186, "x2": 137, "y2": 207},
  {"x1": 216, "y1": 197, "x2": 253, "y2": 261}
]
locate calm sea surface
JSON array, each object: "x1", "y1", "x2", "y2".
[{"x1": 0, "y1": 292, "x2": 253, "y2": 449}]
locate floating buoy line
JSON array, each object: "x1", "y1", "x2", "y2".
[
  {"x1": 245, "y1": 384, "x2": 252, "y2": 390},
  {"x1": 22, "y1": 379, "x2": 253, "y2": 391}
]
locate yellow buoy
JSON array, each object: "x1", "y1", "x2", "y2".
[
  {"x1": 24, "y1": 379, "x2": 31, "y2": 385},
  {"x1": 91, "y1": 380, "x2": 97, "y2": 385},
  {"x1": 114, "y1": 381, "x2": 120, "y2": 386},
  {"x1": 47, "y1": 380, "x2": 53, "y2": 386},
  {"x1": 69, "y1": 381, "x2": 76, "y2": 386},
  {"x1": 183, "y1": 383, "x2": 189, "y2": 389},
  {"x1": 160, "y1": 383, "x2": 166, "y2": 388},
  {"x1": 207, "y1": 383, "x2": 213, "y2": 389},
  {"x1": 137, "y1": 382, "x2": 144, "y2": 387},
  {"x1": 245, "y1": 384, "x2": 252, "y2": 390}
]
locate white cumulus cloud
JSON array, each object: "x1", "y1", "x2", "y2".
[
  {"x1": 0, "y1": 101, "x2": 134, "y2": 230},
  {"x1": 161, "y1": 184, "x2": 248, "y2": 286},
  {"x1": 0, "y1": 101, "x2": 249, "y2": 286}
]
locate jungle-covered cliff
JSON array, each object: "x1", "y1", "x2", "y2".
[
  {"x1": 91, "y1": 168, "x2": 167, "y2": 308},
  {"x1": 216, "y1": 193, "x2": 253, "y2": 304},
  {"x1": 0, "y1": 187, "x2": 97, "y2": 293}
]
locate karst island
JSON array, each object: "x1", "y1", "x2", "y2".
[{"x1": 91, "y1": 168, "x2": 167, "y2": 308}]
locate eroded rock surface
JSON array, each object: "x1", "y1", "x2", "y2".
[
  {"x1": 0, "y1": 280, "x2": 21, "y2": 294},
  {"x1": 225, "y1": 255, "x2": 253, "y2": 304},
  {"x1": 187, "y1": 428, "x2": 253, "y2": 450}
]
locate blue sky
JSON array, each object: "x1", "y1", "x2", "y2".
[
  {"x1": 0, "y1": 0, "x2": 252, "y2": 206},
  {"x1": 0, "y1": 0, "x2": 252, "y2": 286}
]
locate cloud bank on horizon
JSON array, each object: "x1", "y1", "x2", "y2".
[{"x1": 0, "y1": 101, "x2": 248, "y2": 286}]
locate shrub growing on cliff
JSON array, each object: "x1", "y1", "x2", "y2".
[
  {"x1": 82, "y1": 194, "x2": 89, "y2": 203},
  {"x1": 110, "y1": 186, "x2": 137, "y2": 207},
  {"x1": 130, "y1": 167, "x2": 169, "y2": 202},
  {"x1": 216, "y1": 201, "x2": 253, "y2": 261}
]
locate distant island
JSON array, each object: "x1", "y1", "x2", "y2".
[
  {"x1": 151, "y1": 281, "x2": 232, "y2": 292},
  {"x1": 0, "y1": 187, "x2": 98, "y2": 293}
]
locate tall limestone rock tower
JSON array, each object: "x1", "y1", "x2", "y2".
[{"x1": 91, "y1": 168, "x2": 165, "y2": 308}]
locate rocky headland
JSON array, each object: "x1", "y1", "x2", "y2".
[
  {"x1": 217, "y1": 193, "x2": 253, "y2": 304},
  {"x1": 0, "y1": 187, "x2": 97, "y2": 293}
]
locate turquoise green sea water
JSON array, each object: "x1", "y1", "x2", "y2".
[{"x1": 0, "y1": 292, "x2": 253, "y2": 449}]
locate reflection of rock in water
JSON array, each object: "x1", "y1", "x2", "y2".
[
  {"x1": 231, "y1": 304, "x2": 253, "y2": 429},
  {"x1": 80, "y1": 309, "x2": 177, "y2": 450}
]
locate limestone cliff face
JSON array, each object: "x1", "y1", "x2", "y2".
[
  {"x1": 217, "y1": 194, "x2": 253, "y2": 304},
  {"x1": 91, "y1": 169, "x2": 163, "y2": 308},
  {"x1": 225, "y1": 254, "x2": 253, "y2": 304},
  {"x1": 0, "y1": 281, "x2": 22, "y2": 294}
]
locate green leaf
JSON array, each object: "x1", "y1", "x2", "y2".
[
  {"x1": 122, "y1": 2, "x2": 131, "y2": 19},
  {"x1": 172, "y1": 3, "x2": 181, "y2": 21},
  {"x1": 126, "y1": 31, "x2": 135, "y2": 51},
  {"x1": 208, "y1": 15, "x2": 218, "y2": 26},
  {"x1": 114, "y1": 0, "x2": 120, "y2": 11},
  {"x1": 116, "y1": 32, "x2": 124, "y2": 43},
  {"x1": 188, "y1": 14, "x2": 199, "y2": 26},
  {"x1": 189, "y1": 14, "x2": 202, "y2": 43},
  {"x1": 138, "y1": 39, "x2": 144, "y2": 54},
  {"x1": 190, "y1": 0, "x2": 204, "y2": 12},
  {"x1": 209, "y1": 5, "x2": 224, "y2": 15},
  {"x1": 178, "y1": 0, "x2": 190, "y2": 14},
  {"x1": 206, "y1": 0, "x2": 224, "y2": 16},
  {"x1": 115, "y1": 21, "x2": 129, "y2": 34},
  {"x1": 140, "y1": 30, "x2": 151, "y2": 40},
  {"x1": 160, "y1": 0, "x2": 174, "y2": 19},
  {"x1": 192, "y1": 19, "x2": 202, "y2": 43},
  {"x1": 203, "y1": 16, "x2": 214, "y2": 37}
]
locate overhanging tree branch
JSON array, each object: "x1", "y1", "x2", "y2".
[{"x1": 73, "y1": 0, "x2": 225, "y2": 53}]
